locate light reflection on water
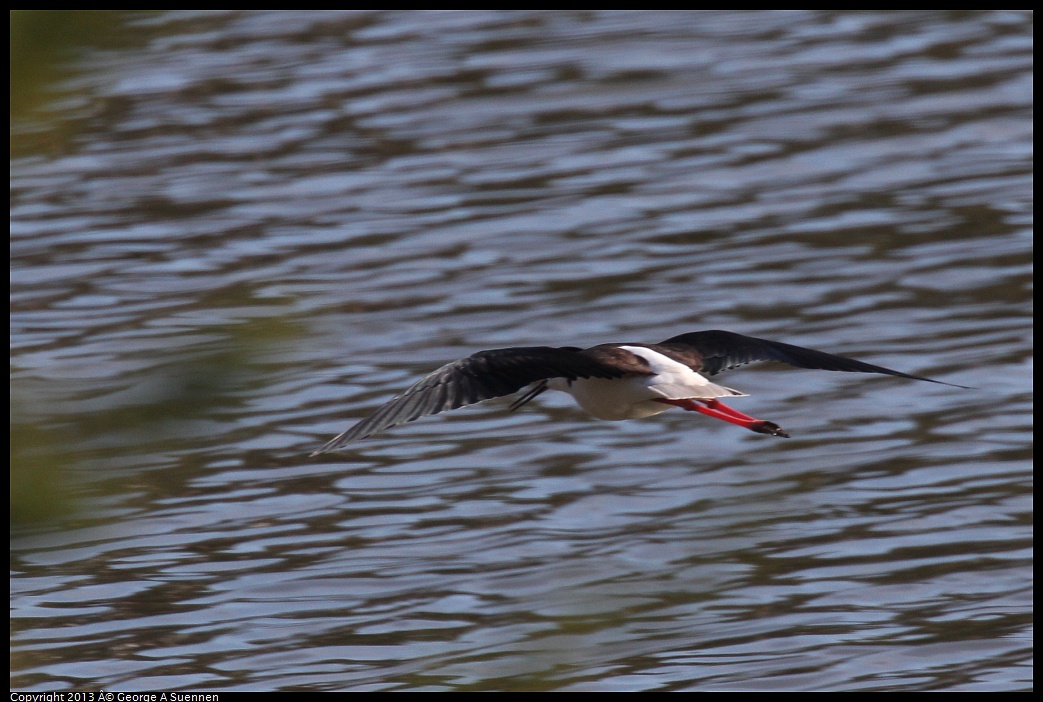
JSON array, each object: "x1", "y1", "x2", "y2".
[{"x1": 11, "y1": 10, "x2": 1031, "y2": 692}]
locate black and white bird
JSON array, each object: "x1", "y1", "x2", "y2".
[{"x1": 312, "y1": 329, "x2": 964, "y2": 455}]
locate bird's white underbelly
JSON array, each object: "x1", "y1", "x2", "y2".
[
  {"x1": 553, "y1": 376, "x2": 673, "y2": 420},
  {"x1": 546, "y1": 345, "x2": 748, "y2": 421}
]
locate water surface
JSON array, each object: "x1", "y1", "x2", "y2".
[{"x1": 10, "y1": 10, "x2": 1032, "y2": 692}]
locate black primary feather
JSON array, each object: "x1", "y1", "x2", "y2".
[{"x1": 659, "y1": 330, "x2": 967, "y2": 387}]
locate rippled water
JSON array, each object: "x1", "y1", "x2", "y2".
[{"x1": 11, "y1": 10, "x2": 1032, "y2": 692}]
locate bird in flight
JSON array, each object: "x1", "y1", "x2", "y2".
[{"x1": 312, "y1": 329, "x2": 965, "y2": 455}]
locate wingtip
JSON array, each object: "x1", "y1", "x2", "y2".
[
  {"x1": 309, "y1": 433, "x2": 352, "y2": 457},
  {"x1": 923, "y1": 377, "x2": 974, "y2": 390},
  {"x1": 310, "y1": 425, "x2": 376, "y2": 456}
]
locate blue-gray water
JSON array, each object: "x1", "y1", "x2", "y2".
[{"x1": 10, "y1": 10, "x2": 1032, "y2": 691}]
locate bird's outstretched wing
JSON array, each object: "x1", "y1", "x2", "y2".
[
  {"x1": 312, "y1": 346, "x2": 625, "y2": 454},
  {"x1": 659, "y1": 330, "x2": 967, "y2": 387}
]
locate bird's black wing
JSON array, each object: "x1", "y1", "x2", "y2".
[
  {"x1": 312, "y1": 346, "x2": 626, "y2": 454},
  {"x1": 658, "y1": 330, "x2": 966, "y2": 387}
]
